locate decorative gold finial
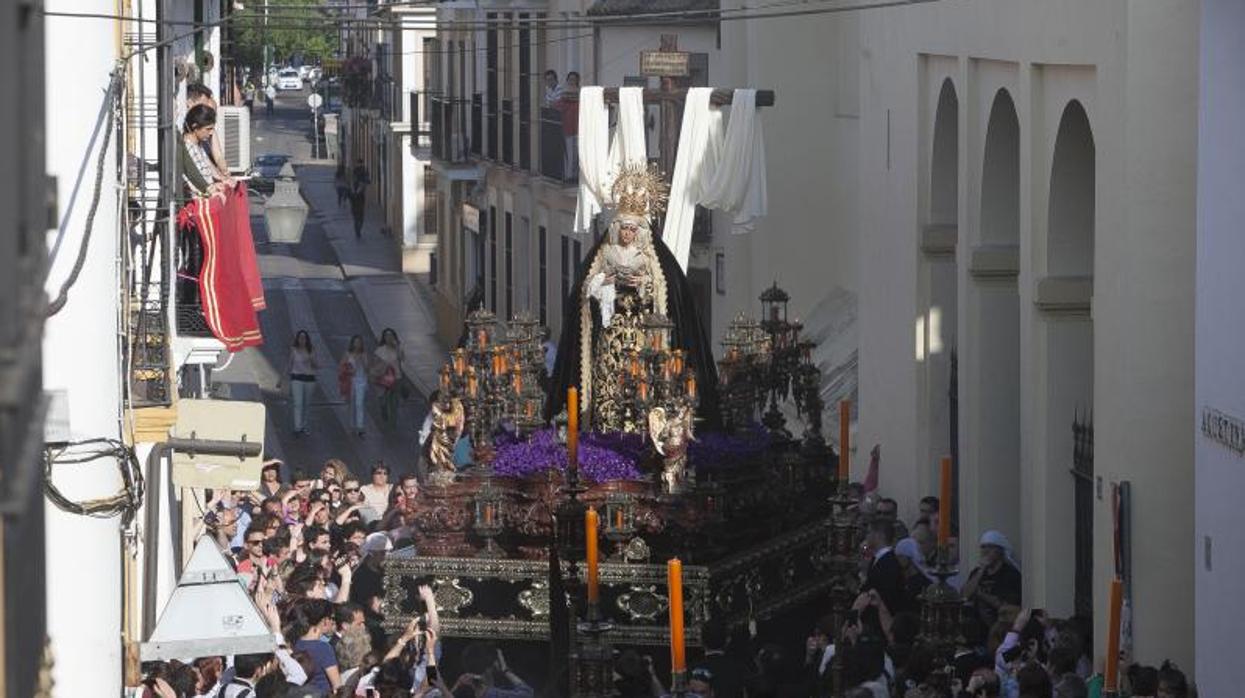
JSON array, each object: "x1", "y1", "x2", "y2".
[{"x1": 611, "y1": 162, "x2": 669, "y2": 219}]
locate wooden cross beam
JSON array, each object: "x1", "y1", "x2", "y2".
[{"x1": 593, "y1": 35, "x2": 777, "y2": 179}]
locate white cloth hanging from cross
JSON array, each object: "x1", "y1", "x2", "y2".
[{"x1": 573, "y1": 86, "x2": 769, "y2": 273}]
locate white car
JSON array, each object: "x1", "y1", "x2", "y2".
[
  {"x1": 276, "y1": 69, "x2": 302, "y2": 91},
  {"x1": 298, "y1": 65, "x2": 313, "y2": 80}
]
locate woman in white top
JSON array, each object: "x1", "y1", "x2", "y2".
[
  {"x1": 283, "y1": 330, "x2": 318, "y2": 435},
  {"x1": 370, "y1": 327, "x2": 405, "y2": 428},
  {"x1": 359, "y1": 463, "x2": 393, "y2": 519},
  {"x1": 339, "y1": 334, "x2": 370, "y2": 437}
]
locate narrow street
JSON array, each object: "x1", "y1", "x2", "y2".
[{"x1": 213, "y1": 86, "x2": 430, "y2": 479}]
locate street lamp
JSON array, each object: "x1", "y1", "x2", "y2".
[{"x1": 263, "y1": 162, "x2": 308, "y2": 244}]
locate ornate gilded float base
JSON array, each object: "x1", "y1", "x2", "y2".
[{"x1": 383, "y1": 517, "x2": 833, "y2": 646}]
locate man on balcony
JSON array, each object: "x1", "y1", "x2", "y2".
[{"x1": 542, "y1": 69, "x2": 562, "y2": 108}]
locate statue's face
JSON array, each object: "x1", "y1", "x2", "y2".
[{"x1": 619, "y1": 223, "x2": 638, "y2": 246}]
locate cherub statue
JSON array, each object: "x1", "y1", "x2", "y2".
[
  {"x1": 648, "y1": 404, "x2": 694, "y2": 494},
  {"x1": 428, "y1": 396, "x2": 465, "y2": 485}
]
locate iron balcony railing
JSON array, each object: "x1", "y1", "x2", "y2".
[
  {"x1": 428, "y1": 94, "x2": 474, "y2": 164},
  {"x1": 539, "y1": 106, "x2": 574, "y2": 183}
]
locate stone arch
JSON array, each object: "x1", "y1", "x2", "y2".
[
  {"x1": 1036, "y1": 98, "x2": 1095, "y2": 617},
  {"x1": 931, "y1": 78, "x2": 959, "y2": 226},
  {"x1": 981, "y1": 89, "x2": 1020, "y2": 245},
  {"x1": 920, "y1": 77, "x2": 960, "y2": 514},
  {"x1": 964, "y1": 87, "x2": 1022, "y2": 561},
  {"x1": 1049, "y1": 100, "x2": 1095, "y2": 277}
]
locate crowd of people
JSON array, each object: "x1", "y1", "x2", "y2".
[
  {"x1": 136, "y1": 439, "x2": 1195, "y2": 698},
  {"x1": 139, "y1": 459, "x2": 536, "y2": 698},
  {"x1": 664, "y1": 489, "x2": 1196, "y2": 698}
]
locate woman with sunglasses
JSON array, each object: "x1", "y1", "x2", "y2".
[{"x1": 359, "y1": 463, "x2": 393, "y2": 520}]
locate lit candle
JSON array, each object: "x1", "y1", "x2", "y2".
[
  {"x1": 638, "y1": 380, "x2": 649, "y2": 402},
  {"x1": 615, "y1": 509, "x2": 624, "y2": 529},
  {"x1": 672, "y1": 350, "x2": 684, "y2": 376},
  {"x1": 477, "y1": 329, "x2": 487, "y2": 347},
  {"x1": 1105, "y1": 578, "x2": 1123, "y2": 692},
  {"x1": 453, "y1": 349, "x2": 465, "y2": 375},
  {"x1": 484, "y1": 502, "x2": 495, "y2": 525},
  {"x1": 567, "y1": 387, "x2": 579, "y2": 469},
  {"x1": 586, "y1": 508, "x2": 600, "y2": 604},
  {"x1": 838, "y1": 400, "x2": 851, "y2": 483},
  {"x1": 513, "y1": 372, "x2": 522, "y2": 394},
  {"x1": 938, "y1": 456, "x2": 952, "y2": 547},
  {"x1": 440, "y1": 366, "x2": 451, "y2": 391},
  {"x1": 468, "y1": 368, "x2": 478, "y2": 397},
  {"x1": 526, "y1": 401, "x2": 535, "y2": 419},
  {"x1": 668, "y1": 558, "x2": 685, "y2": 673},
  {"x1": 686, "y1": 375, "x2": 697, "y2": 400}
]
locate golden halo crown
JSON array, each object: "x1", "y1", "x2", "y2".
[{"x1": 611, "y1": 162, "x2": 669, "y2": 219}]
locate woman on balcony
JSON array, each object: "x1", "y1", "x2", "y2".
[{"x1": 282, "y1": 330, "x2": 319, "y2": 436}]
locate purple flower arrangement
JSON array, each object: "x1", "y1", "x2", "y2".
[
  {"x1": 492, "y1": 428, "x2": 646, "y2": 483},
  {"x1": 492, "y1": 424, "x2": 773, "y2": 483},
  {"x1": 689, "y1": 423, "x2": 773, "y2": 470}
]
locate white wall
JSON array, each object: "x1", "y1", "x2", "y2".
[
  {"x1": 715, "y1": 7, "x2": 861, "y2": 402},
  {"x1": 858, "y1": 0, "x2": 1196, "y2": 666},
  {"x1": 42, "y1": 2, "x2": 124, "y2": 694},
  {"x1": 1195, "y1": 0, "x2": 1245, "y2": 693}
]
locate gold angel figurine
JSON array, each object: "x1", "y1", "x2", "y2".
[
  {"x1": 428, "y1": 396, "x2": 465, "y2": 484},
  {"x1": 648, "y1": 404, "x2": 694, "y2": 494}
]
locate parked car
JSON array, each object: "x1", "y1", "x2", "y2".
[
  {"x1": 308, "y1": 67, "x2": 323, "y2": 83},
  {"x1": 276, "y1": 69, "x2": 302, "y2": 91},
  {"x1": 298, "y1": 65, "x2": 313, "y2": 80},
  {"x1": 251, "y1": 153, "x2": 291, "y2": 193}
]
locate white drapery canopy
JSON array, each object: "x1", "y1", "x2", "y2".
[
  {"x1": 573, "y1": 86, "x2": 769, "y2": 272},
  {"x1": 573, "y1": 86, "x2": 648, "y2": 232}
]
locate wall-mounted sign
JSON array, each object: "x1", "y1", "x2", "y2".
[
  {"x1": 640, "y1": 50, "x2": 690, "y2": 78},
  {"x1": 462, "y1": 203, "x2": 480, "y2": 233},
  {"x1": 1201, "y1": 406, "x2": 1245, "y2": 455}
]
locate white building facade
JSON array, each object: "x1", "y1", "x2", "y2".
[
  {"x1": 341, "y1": 3, "x2": 437, "y2": 274},
  {"x1": 853, "y1": 0, "x2": 1198, "y2": 668},
  {"x1": 1195, "y1": 0, "x2": 1245, "y2": 694}
]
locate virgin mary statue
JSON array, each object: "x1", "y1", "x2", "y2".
[{"x1": 547, "y1": 163, "x2": 720, "y2": 433}]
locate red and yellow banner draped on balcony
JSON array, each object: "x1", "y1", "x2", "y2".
[{"x1": 176, "y1": 184, "x2": 265, "y2": 351}]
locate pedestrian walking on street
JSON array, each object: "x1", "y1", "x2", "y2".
[
  {"x1": 283, "y1": 329, "x2": 319, "y2": 436},
  {"x1": 243, "y1": 81, "x2": 256, "y2": 113},
  {"x1": 369, "y1": 327, "x2": 405, "y2": 428},
  {"x1": 349, "y1": 159, "x2": 370, "y2": 239},
  {"x1": 265, "y1": 83, "x2": 276, "y2": 115},
  {"x1": 334, "y1": 164, "x2": 350, "y2": 209},
  {"x1": 349, "y1": 189, "x2": 366, "y2": 239},
  {"x1": 339, "y1": 334, "x2": 370, "y2": 437}
]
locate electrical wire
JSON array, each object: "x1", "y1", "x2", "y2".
[
  {"x1": 46, "y1": 0, "x2": 942, "y2": 33},
  {"x1": 46, "y1": 65, "x2": 126, "y2": 318},
  {"x1": 44, "y1": 438, "x2": 146, "y2": 528}
]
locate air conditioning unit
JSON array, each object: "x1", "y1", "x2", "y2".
[{"x1": 217, "y1": 106, "x2": 251, "y2": 174}]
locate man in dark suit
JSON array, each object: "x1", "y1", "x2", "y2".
[
  {"x1": 861, "y1": 518, "x2": 906, "y2": 615},
  {"x1": 692, "y1": 619, "x2": 745, "y2": 698}
]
